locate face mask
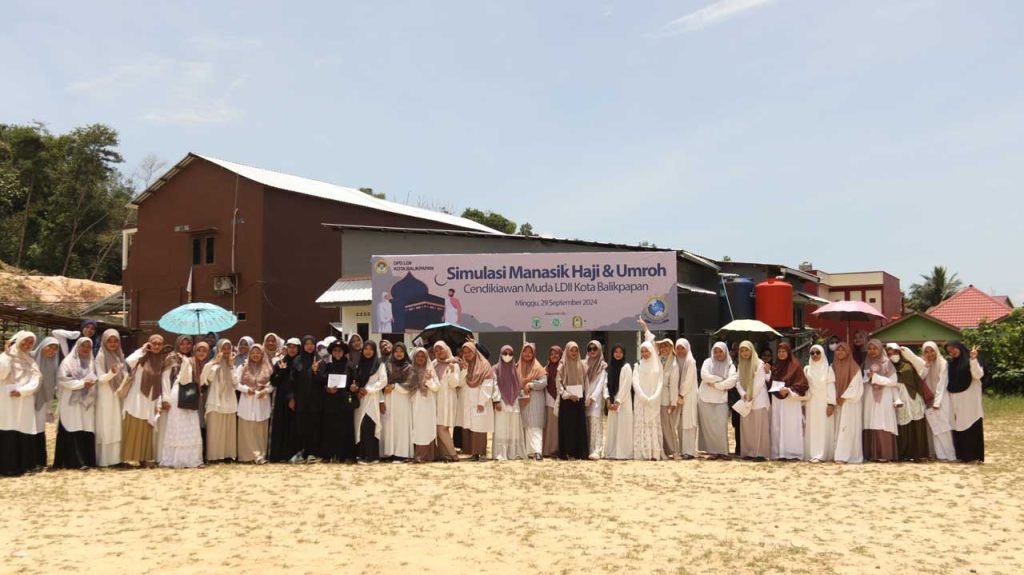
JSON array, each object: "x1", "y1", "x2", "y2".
[
  {"x1": 828, "y1": 343, "x2": 838, "y2": 351},
  {"x1": 501, "y1": 354, "x2": 513, "y2": 363},
  {"x1": 889, "y1": 355, "x2": 901, "y2": 364}
]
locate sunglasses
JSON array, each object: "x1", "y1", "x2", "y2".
[
  {"x1": 501, "y1": 352, "x2": 513, "y2": 357},
  {"x1": 810, "y1": 350, "x2": 822, "y2": 356},
  {"x1": 587, "y1": 346, "x2": 598, "y2": 351}
]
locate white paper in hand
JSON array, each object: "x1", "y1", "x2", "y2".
[
  {"x1": 769, "y1": 380, "x2": 786, "y2": 394},
  {"x1": 565, "y1": 385, "x2": 584, "y2": 398},
  {"x1": 732, "y1": 399, "x2": 752, "y2": 417},
  {"x1": 328, "y1": 374, "x2": 347, "y2": 389}
]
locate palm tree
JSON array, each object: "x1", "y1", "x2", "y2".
[{"x1": 907, "y1": 266, "x2": 963, "y2": 312}]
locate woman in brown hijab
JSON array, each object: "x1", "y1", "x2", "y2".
[
  {"x1": 121, "y1": 334, "x2": 171, "y2": 466},
  {"x1": 769, "y1": 341, "x2": 809, "y2": 460},
  {"x1": 459, "y1": 342, "x2": 495, "y2": 461},
  {"x1": 541, "y1": 345, "x2": 562, "y2": 458}
]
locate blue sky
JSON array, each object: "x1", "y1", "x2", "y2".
[{"x1": 2, "y1": 0, "x2": 1022, "y2": 303}]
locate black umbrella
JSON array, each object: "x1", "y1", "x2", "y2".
[{"x1": 413, "y1": 322, "x2": 473, "y2": 352}]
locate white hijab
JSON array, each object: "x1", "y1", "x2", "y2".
[
  {"x1": 707, "y1": 342, "x2": 732, "y2": 379},
  {"x1": 60, "y1": 337, "x2": 97, "y2": 408},
  {"x1": 805, "y1": 344, "x2": 830, "y2": 384},
  {"x1": 636, "y1": 341, "x2": 663, "y2": 397}
]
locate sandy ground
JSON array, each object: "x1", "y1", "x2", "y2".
[{"x1": 2, "y1": 402, "x2": 1022, "y2": 575}]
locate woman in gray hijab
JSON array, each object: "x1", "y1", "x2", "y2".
[{"x1": 31, "y1": 336, "x2": 60, "y2": 470}]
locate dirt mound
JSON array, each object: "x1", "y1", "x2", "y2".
[{"x1": 0, "y1": 260, "x2": 119, "y2": 314}]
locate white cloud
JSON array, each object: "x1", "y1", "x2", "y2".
[
  {"x1": 659, "y1": 0, "x2": 776, "y2": 35},
  {"x1": 68, "y1": 55, "x2": 245, "y2": 126}
]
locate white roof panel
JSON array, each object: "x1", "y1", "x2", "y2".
[
  {"x1": 316, "y1": 277, "x2": 372, "y2": 305},
  {"x1": 145, "y1": 154, "x2": 501, "y2": 235}
]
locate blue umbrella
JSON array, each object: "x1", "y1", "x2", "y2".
[{"x1": 158, "y1": 302, "x2": 238, "y2": 335}]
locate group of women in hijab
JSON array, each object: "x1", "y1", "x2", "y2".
[
  {"x1": 0, "y1": 321, "x2": 987, "y2": 475},
  {"x1": 717, "y1": 337, "x2": 985, "y2": 464}
]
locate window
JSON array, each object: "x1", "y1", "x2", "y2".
[
  {"x1": 191, "y1": 235, "x2": 216, "y2": 266},
  {"x1": 237, "y1": 312, "x2": 247, "y2": 321},
  {"x1": 868, "y1": 297, "x2": 877, "y2": 303}
]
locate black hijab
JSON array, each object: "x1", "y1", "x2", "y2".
[
  {"x1": 606, "y1": 345, "x2": 626, "y2": 399},
  {"x1": 945, "y1": 340, "x2": 973, "y2": 394},
  {"x1": 293, "y1": 335, "x2": 317, "y2": 374},
  {"x1": 355, "y1": 341, "x2": 380, "y2": 385}
]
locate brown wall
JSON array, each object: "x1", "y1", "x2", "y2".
[
  {"x1": 124, "y1": 158, "x2": 266, "y2": 343},
  {"x1": 126, "y1": 156, "x2": 479, "y2": 343}
]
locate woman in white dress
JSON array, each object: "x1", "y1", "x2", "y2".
[
  {"x1": 53, "y1": 337, "x2": 98, "y2": 469},
  {"x1": 410, "y1": 347, "x2": 439, "y2": 463},
  {"x1": 900, "y1": 342, "x2": 955, "y2": 461},
  {"x1": 803, "y1": 345, "x2": 834, "y2": 462},
  {"x1": 674, "y1": 339, "x2": 698, "y2": 459},
  {"x1": 460, "y1": 342, "x2": 495, "y2": 461},
  {"x1": 235, "y1": 344, "x2": 274, "y2": 463},
  {"x1": 202, "y1": 339, "x2": 238, "y2": 462},
  {"x1": 828, "y1": 342, "x2": 864, "y2": 463},
  {"x1": 583, "y1": 340, "x2": 608, "y2": 460},
  {"x1": 735, "y1": 340, "x2": 770, "y2": 460},
  {"x1": 382, "y1": 343, "x2": 414, "y2": 462},
  {"x1": 769, "y1": 341, "x2": 809, "y2": 461},
  {"x1": 432, "y1": 342, "x2": 461, "y2": 462},
  {"x1": 30, "y1": 337, "x2": 59, "y2": 470},
  {"x1": 631, "y1": 341, "x2": 663, "y2": 461},
  {"x1": 517, "y1": 343, "x2": 547, "y2": 461},
  {"x1": 698, "y1": 342, "x2": 737, "y2": 459},
  {"x1": 0, "y1": 332, "x2": 42, "y2": 476},
  {"x1": 603, "y1": 344, "x2": 633, "y2": 460},
  {"x1": 93, "y1": 329, "x2": 126, "y2": 467},
  {"x1": 159, "y1": 346, "x2": 204, "y2": 469},
  {"x1": 862, "y1": 339, "x2": 899, "y2": 462},
  {"x1": 491, "y1": 345, "x2": 527, "y2": 461}
]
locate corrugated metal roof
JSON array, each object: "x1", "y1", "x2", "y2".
[
  {"x1": 794, "y1": 290, "x2": 830, "y2": 305},
  {"x1": 677, "y1": 282, "x2": 718, "y2": 296},
  {"x1": 134, "y1": 153, "x2": 502, "y2": 235},
  {"x1": 321, "y1": 223, "x2": 720, "y2": 271},
  {"x1": 316, "y1": 277, "x2": 372, "y2": 305}
]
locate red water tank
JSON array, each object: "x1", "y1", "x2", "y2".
[{"x1": 755, "y1": 279, "x2": 793, "y2": 329}]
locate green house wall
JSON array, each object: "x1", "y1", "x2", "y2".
[{"x1": 872, "y1": 315, "x2": 961, "y2": 346}]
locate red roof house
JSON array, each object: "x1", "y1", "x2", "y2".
[{"x1": 927, "y1": 286, "x2": 1013, "y2": 329}]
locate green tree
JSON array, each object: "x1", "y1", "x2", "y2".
[
  {"x1": 907, "y1": 265, "x2": 963, "y2": 312},
  {"x1": 0, "y1": 122, "x2": 131, "y2": 283},
  {"x1": 518, "y1": 222, "x2": 535, "y2": 236},
  {"x1": 963, "y1": 309, "x2": 1024, "y2": 395},
  {"x1": 461, "y1": 208, "x2": 517, "y2": 234},
  {"x1": 359, "y1": 187, "x2": 385, "y2": 200}
]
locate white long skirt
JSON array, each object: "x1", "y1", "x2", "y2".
[
  {"x1": 493, "y1": 403, "x2": 527, "y2": 460},
  {"x1": 605, "y1": 401, "x2": 634, "y2": 460},
  {"x1": 588, "y1": 415, "x2": 603, "y2": 459},
  {"x1": 381, "y1": 391, "x2": 413, "y2": 459},
  {"x1": 632, "y1": 399, "x2": 663, "y2": 460},
  {"x1": 804, "y1": 395, "x2": 833, "y2": 462},
  {"x1": 832, "y1": 402, "x2": 863, "y2": 463},
  {"x1": 771, "y1": 396, "x2": 805, "y2": 460},
  {"x1": 159, "y1": 384, "x2": 203, "y2": 469}
]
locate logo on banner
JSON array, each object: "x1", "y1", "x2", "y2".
[
  {"x1": 642, "y1": 295, "x2": 671, "y2": 324},
  {"x1": 531, "y1": 317, "x2": 542, "y2": 329},
  {"x1": 374, "y1": 260, "x2": 389, "y2": 275}
]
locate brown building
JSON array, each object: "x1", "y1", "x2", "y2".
[{"x1": 123, "y1": 153, "x2": 498, "y2": 342}]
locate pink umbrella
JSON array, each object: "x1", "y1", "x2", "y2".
[{"x1": 812, "y1": 300, "x2": 888, "y2": 340}]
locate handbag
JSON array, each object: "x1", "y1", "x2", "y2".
[{"x1": 178, "y1": 382, "x2": 200, "y2": 410}]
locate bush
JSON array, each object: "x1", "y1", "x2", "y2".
[{"x1": 963, "y1": 309, "x2": 1024, "y2": 395}]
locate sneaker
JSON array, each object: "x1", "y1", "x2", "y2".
[
  {"x1": 306, "y1": 455, "x2": 320, "y2": 464},
  {"x1": 289, "y1": 452, "x2": 305, "y2": 464}
]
